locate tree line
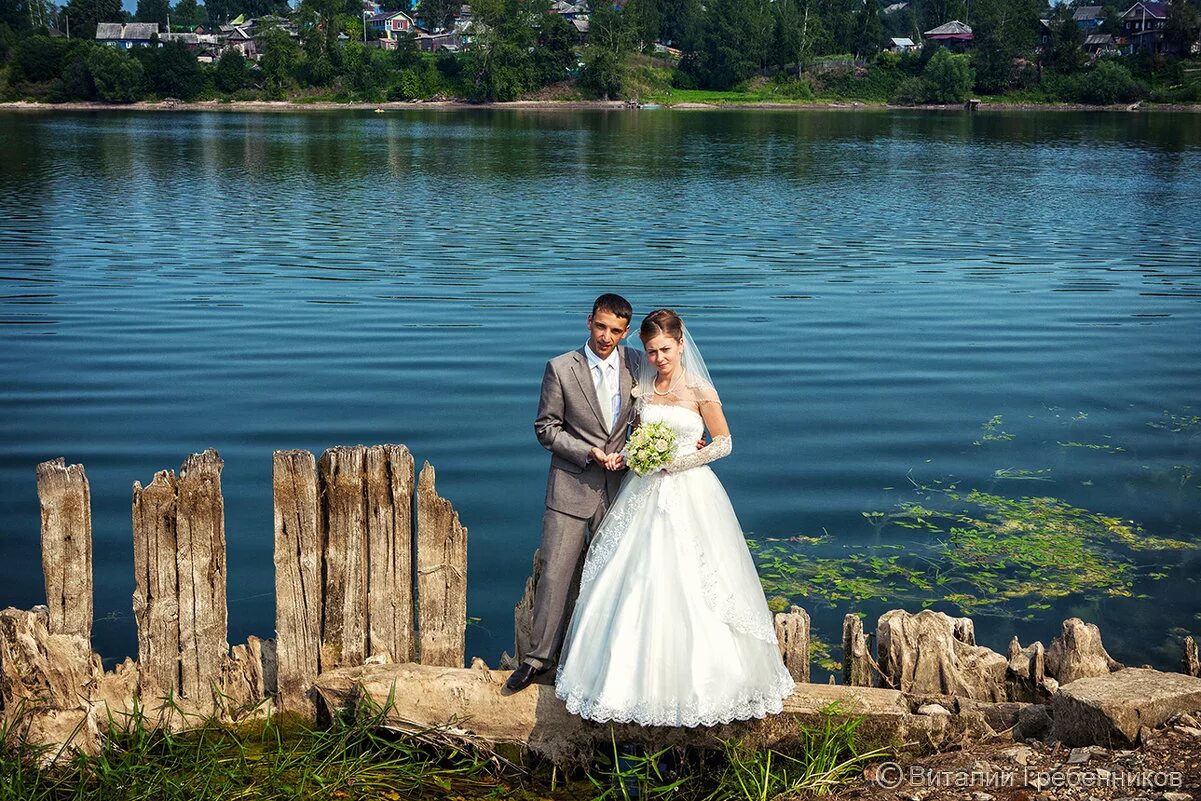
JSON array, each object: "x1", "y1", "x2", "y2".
[{"x1": 1, "y1": 0, "x2": 1199, "y2": 104}]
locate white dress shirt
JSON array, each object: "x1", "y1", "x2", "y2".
[{"x1": 584, "y1": 344, "x2": 621, "y2": 431}]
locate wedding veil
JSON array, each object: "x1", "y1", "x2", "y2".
[{"x1": 635, "y1": 320, "x2": 720, "y2": 410}]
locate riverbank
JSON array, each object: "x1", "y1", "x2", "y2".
[{"x1": 4, "y1": 98, "x2": 1201, "y2": 113}]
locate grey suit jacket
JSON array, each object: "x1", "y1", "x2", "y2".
[{"x1": 535, "y1": 345, "x2": 642, "y2": 518}]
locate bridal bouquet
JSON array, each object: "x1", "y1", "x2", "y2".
[{"x1": 624, "y1": 421, "x2": 677, "y2": 476}]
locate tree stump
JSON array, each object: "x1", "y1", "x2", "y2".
[
  {"x1": 842, "y1": 613, "x2": 872, "y2": 687},
  {"x1": 1185, "y1": 635, "x2": 1200, "y2": 679},
  {"x1": 36, "y1": 459, "x2": 93, "y2": 642},
  {"x1": 876, "y1": 609, "x2": 1007, "y2": 701},
  {"x1": 513, "y1": 548, "x2": 541, "y2": 666},
  {"x1": 1045, "y1": 618, "x2": 1122, "y2": 685},
  {"x1": 774, "y1": 606, "x2": 811, "y2": 684}
]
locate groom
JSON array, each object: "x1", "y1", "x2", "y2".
[{"x1": 505, "y1": 293, "x2": 643, "y2": 692}]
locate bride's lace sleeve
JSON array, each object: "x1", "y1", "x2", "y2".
[{"x1": 664, "y1": 435, "x2": 732, "y2": 474}]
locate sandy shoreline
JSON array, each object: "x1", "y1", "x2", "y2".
[{"x1": 3, "y1": 98, "x2": 1200, "y2": 113}]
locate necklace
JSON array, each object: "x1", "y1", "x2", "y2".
[{"x1": 654, "y1": 371, "x2": 683, "y2": 396}]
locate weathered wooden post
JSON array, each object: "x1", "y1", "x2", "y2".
[
  {"x1": 273, "y1": 449, "x2": 322, "y2": 716},
  {"x1": 1185, "y1": 635, "x2": 1200, "y2": 679},
  {"x1": 365, "y1": 444, "x2": 416, "y2": 665},
  {"x1": 132, "y1": 470, "x2": 181, "y2": 697},
  {"x1": 416, "y1": 462, "x2": 467, "y2": 667},
  {"x1": 842, "y1": 613, "x2": 872, "y2": 687},
  {"x1": 176, "y1": 450, "x2": 228, "y2": 705},
  {"x1": 36, "y1": 458, "x2": 93, "y2": 642},
  {"x1": 773, "y1": 605, "x2": 810, "y2": 684},
  {"x1": 320, "y1": 446, "x2": 370, "y2": 670},
  {"x1": 512, "y1": 549, "x2": 541, "y2": 666},
  {"x1": 131, "y1": 449, "x2": 236, "y2": 713}
]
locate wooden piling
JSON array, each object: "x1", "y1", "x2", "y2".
[
  {"x1": 416, "y1": 462, "x2": 467, "y2": 667},
  {"x1": 365, "y1": 445, "x2": 416, "y2": 665},
  {"x1": 773, "y1": 605, "x2": 811, "y2": 684},
  {"x1": 36, "y1": 458, "x2": 93, "y2": 642},
  {"x1": 176, "y1": 449, "x2": 228, "y2": 704},
  {"x1": 272, "y1": 450, "x2": 322, "y2": 715},
  {"x1": 132, "y1": 470, "x2": 181, "y2": 695},
  {"x1": 842, "y1": 613, "x2": 872, "y2": 687},
  {"x1": 319, "y1": 446, "x2": 370, "y2": 670}
]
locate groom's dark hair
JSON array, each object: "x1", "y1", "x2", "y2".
[{"x1": 592, "y1": 293, "x2": 633, "y2": 323}]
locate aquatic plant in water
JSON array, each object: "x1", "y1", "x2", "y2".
[{"x1": 752, "y1": 481, "x2": 1196, "y2": 622}]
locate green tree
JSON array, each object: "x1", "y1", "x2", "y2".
[
  {"x1": 0, "y1": 0, "x2": 53, "y2": 31},
  {"x1": 852, "y1": 0, "x2": 883, "y2": 58},
  {"x1": 213, "y1": 47, "x2": 246, "y2": 91},
  {"x1": 133, "y1": 0, "x2": 168, "y2": 26},
  {"x1": 534, "y1": 11, "x2": 575, "y2": 84},
  {"x1": 1164, "y1": 0, "x2": 1201, "y2": 55},
  {"x1": 341, "y1": 40, "x2": 378, "y2": 95},
  {"x1": 172, "y1": 0, "x2": 203, "y2": 28},
  {"x1": 625, "y1": 0, "x2": 661, "y2": 50},
  {"x1": 11, "y1": 33, "x2": 67, "y2": 81},
  {"x1": 923, "y1": 45, "x2": 972, "y2": 101},
  {"x1": 259, "y1": 21, "x2": 300, "y2": 95},
  {"x1": 657, "y1": 0, "x2": 700, "y2": 47},
  {"x1": 59, "y1": 0, "x2": 121, "y2": 41},
  {"x1": 1077, "y1": 58, "x2": 1143, "y2": 104},
  {"x1": 967, "y1": 0, "x2": 1039, "y2": 94},
  {"x1": 61, "y1": 47, "x2": 97, "y2": 98},
  {"x1": 419, "y1": 0, "x2": 459, "y2": 32},
  {"x1": 1044, "y1": 3, "x2": 1085, "y2": 74},
  {"x1": 689, "y1": 0, "x2": 765, "y2": 88},
  {"x1": 467, "y1": 0, "x2": 543, "y2": 100},
  {"x1": 86, "y1": 43, "x2": 144, "y2": 101},
  {"x1": 137, "y1": 40, "x2": 204, "y2": 97},
  {"x1": 774, "y1": 0, "x2": 830, "y2": 75}
]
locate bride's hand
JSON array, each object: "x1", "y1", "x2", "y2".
[{"x1": 696, "y1": 438, "x2": 706, "y2": 450}]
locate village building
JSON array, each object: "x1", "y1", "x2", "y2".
[
  {"x1": 1072, "y1": 6, "x2": 1107, "y2": 30},
  {"x1": 888, "y1": 37, "x2": 918, "y2": 54},
  {"x1": 923, "y1": 20, "x2": 973, "y2": 51},
  {"x1": 369, "y1": 10, "x2": 417, "y2": 47},
  {"x1": 95, "y1": 22, "x2": 160, "y2": 49},
  {"x1": 1121, "y1": 1, "x2": 1169, "y2": 54}
]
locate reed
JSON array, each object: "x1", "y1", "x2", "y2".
[{"x1": 1, "y1": 700, "x2": 889, "y2": 801}]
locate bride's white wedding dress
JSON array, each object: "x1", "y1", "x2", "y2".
[{"x1": 554, "y1": 401, "x2": 796, "y2": 727}]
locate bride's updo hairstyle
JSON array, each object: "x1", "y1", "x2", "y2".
[{"x1": 639, "y1": 309, "x2": 684, "y2": 343}]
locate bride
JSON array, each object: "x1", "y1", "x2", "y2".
[{"x1": 554, "y1": 308, "x2": 796, "y2": 727}]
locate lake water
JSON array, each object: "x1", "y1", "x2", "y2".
[{"x1": 1, "y1": 108, "x2": 1199, "y2": 677}]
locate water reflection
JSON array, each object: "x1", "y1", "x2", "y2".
[{"x1": 0, "y1": 108, "x2": 1198, "y2": 673}]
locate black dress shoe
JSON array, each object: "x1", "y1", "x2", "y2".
[{"x1": 504, "y1": 662, "x2": 546, "y2": 692}]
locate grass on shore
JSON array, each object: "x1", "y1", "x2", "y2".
[{"x1": 0, "y1": 694, "x2": 893, "y2": 801}]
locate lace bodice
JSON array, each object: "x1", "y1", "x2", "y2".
[{"x1": 639, "y1": 402, "x2": 707, "y2": 458}]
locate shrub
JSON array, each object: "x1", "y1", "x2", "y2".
[
  {"x1": 890, "y1": 76, "x2": 930, "y2": 105},
  {"x1": 579, "y1": 46, "x2": 624, "y2": 100},
  {"x1": 923, "y1": 48, "x2": 973, "y2": 104},
  {"x1": 1077, "y1": 60, "x2": 1144, "y2": 105},
  {"x1": 86, "y1": 46, "x2": 144, "y2": 103},
  {"x1": 214, "y1": 49, "x2": 247, "y2": 93}
]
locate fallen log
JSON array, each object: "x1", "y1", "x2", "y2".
[{"x1": 311, "y1": 661, "x2": 955, "y2": 763}]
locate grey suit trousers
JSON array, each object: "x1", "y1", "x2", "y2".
[{"x1": 523, "y1": 488, "x2": 613, "y2": 670}]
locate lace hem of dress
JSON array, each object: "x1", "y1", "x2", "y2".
[{"x1": 554, "y1": 670, "x2": 796, "y2": 728}]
